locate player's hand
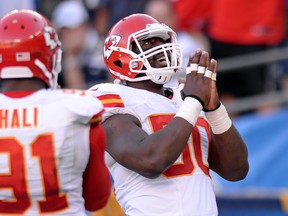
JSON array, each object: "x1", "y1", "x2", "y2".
[
  {"x1": 181, "y1": 49, "x2": 220, "y2": 110},
  {"x1": 204, "y1": 57, "x2": 220, "y2": 111}
]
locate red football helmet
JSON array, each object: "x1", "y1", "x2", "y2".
[
  {"x1": 103, "y1": 13, "x2": 182, "y2": 84},
  {"x1": 0, "y1": 9, "x2": 62, "y2": 89}
]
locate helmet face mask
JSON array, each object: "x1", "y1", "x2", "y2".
[
  {"x1": 103, "y1": 14, "x2": 183, "y2": 85},
  {"x1": 0, "y1": 9, "x2": 62, "y2": 89}
]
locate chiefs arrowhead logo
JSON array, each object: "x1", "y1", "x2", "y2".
[
  {"x1": 43, "y1": 26, "x2": 61, "y2": 50},
  {"x1": 104, "y1": 35, "x2": 121, "y2": 59}
]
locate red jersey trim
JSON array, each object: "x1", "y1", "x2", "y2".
[
  {"x1": 89, "y1": 115, "x2": 102, "y2": 125},
  {"x1": 3, "y1": 91, "x2": 37, "y2": 98},
  {"x1": 88, "y1": 109, "x2": 104, "y2": 124},
  {"x1": 97, "y1": 94, "x2": 125, "y2": 108}
]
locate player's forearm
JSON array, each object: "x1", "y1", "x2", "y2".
[
  {"x1": 210, "y1": 125, "x2": 249, "y2": 181},
  {"x1": 111, "y1": 99, "x2": 203, "y2": 178},
  {"x1": 132, "y1": 117, "x2": 194, "y2": 178}
]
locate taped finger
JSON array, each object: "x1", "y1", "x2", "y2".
[
  {"x1": 178, "y1": 83, "x2": 185, "y2": 90},
  {"x1": 190, "y1": 63, "x2": 198, "y2": 71},
  {"x1": 204, "y1": 70, "x2": 213, "y2": 78},
  {"x1": 186, "y1": 63, "x2": 198, "y2": 74},
  {"x1": 186, "y1": 67, "x2": 192, "y2": 74},
  {"x1": 198, "y1": 66, "x2": 206, "y2": 74},
  {"x1": 211, "y1": 73, "x2": 217, "y2": 81}
]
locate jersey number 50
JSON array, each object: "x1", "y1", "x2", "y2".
[{"x1": 149, "y1": 114, "x2": 210, "y2": 178}]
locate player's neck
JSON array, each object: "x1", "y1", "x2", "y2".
[
  {"x1": 126, "y1": 80, "x2": 165, "y2": 96},
  {"x1": 1, "y1": 78, "x2": 47, "y2": 92}
]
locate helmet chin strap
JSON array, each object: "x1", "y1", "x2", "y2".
[
  {"x1": 128, "y1": 70, "x2": 173, "y2": 85},
  {"x1": 150, "y1": 73, "x2": 172, "y2": 84},
  {"x1": 131, "y1": 61, "x2": 174, "y2": 85},
  {"x1": 116, "y1": 72, "x2": 173, "y2": 85}
]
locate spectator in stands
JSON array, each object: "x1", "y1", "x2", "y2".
[
  {"x1": 207, "y1": 0, "x2": 286, "y2": 115},
  {"x1": 171, "y1": 0, "x2": 211, "y2": 53},
  {"x1": 93, "y1": 0, "x2": 148, "y2": 37},
  {"x1": 52, "y1": 0, "x2": 109, "y2": 89}
]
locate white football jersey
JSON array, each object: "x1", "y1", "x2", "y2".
[
  {"x1": 0, "y1": 89, "x2": 107, "y2": 216},
  {"x1": 90, "y1": 83, "x2": 218, "y2": 216}
]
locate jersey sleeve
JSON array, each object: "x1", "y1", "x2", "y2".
[
  {"x1": 63, "y1": 90, "x2": 104, "y2": 125},
  {"x1": 82, "y1": 124, "x2": 112, "y2": 211},
  {"x1": 89, "y1": 83, "x2": 140, "y2": 122}
]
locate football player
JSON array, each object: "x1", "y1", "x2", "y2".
[
  {"x1": 0, "y1": 9, "x2": 111, "y2": 215},
  {"x1": 90, "y1": 14, "x2": 249, "y2": 215}
]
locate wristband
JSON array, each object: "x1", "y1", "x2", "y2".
[
  {"x1": 205, "y1": 103, "x2": 232, "y2": 134},
  {"x1": 203, "y1": 101, "x2": 221, "y2": 112},
  {"x1": 181, "y1": 91, "x2": 205, "y2": 108},
  {"x1": 174, "y1": 97, "x2": 203, "y2": 126}
]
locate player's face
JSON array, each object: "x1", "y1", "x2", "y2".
[{"x1": 132, "y1": 37, "x2": 170, "y2": 68}]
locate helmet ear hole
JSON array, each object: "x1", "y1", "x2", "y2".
[{"x1": 114, "y1": 60, "x2": 122, "y2": 68}]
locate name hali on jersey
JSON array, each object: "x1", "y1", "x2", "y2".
[{"x1": 0, "y1": 107, "x2": 38, "y2": 129}]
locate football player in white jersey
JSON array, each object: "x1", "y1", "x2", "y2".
[
  {"x1": 0, "y1": 10, "x2": 111, "y2": 215},
  {"x1": 89, "y1": 14, "x2": 249, "y2": 216}
]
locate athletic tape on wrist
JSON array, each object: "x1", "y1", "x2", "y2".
[
  {"x1": 181, "y1": 91, "x2": 205, "y2": 107},
  {"x1": 175, "y1": 97, "x2": 203, "y2": 126},
  {"x1": 205, "y1": 103, "x2": 232, "y2": 134}
]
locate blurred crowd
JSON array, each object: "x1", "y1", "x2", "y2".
[{"x1": 1, "y1": 0, "x2": 288, "y2": 117}]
